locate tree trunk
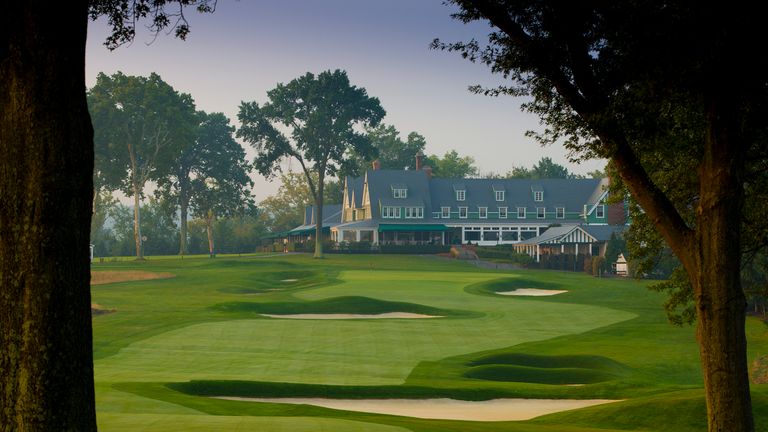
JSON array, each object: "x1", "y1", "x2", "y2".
[
  {"x1": 689, "y1": 94, "x2": 752, "y2": 432},
  {"x1": 0, "y1": 2, "x2": 97, "y2": 430},
  {"x1": 206, "y1": 211, "x2": 215, "y2": 258},
  {"x1": 179, "y1": 184, "x2": 189, "y2": 255},
  {"x1": 313, "y1": 172, "x2": 325, "y2": 259},
  {"x1": 132, "y1": 181, "x2": 144, "y2": 259}
]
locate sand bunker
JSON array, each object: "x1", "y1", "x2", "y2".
[
  {"x1": 281, "y1": 279, "x2": 298, "y2": 282},
  {"x1": 90, "y1": 303, "x2": 116, "y2": 315},
  {"x1": 215, "y1": 397, "x2": 619, "y2": 421},
  {"x1": 260, "y1": 312, "x2": 441, "y2": 320},
  {"x1": 497, "y1": 288, "x2": 568, "y2": 296},
  {"x1": 91, "y1": 270, "x2": 174, "y2": 285}
]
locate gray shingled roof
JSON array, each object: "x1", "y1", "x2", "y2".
[
  {"x1": 292, "y1": 204, "x2": 342, "y2": 233},
  {"x1": 429, "y1": 178, "x2": 603, "y2": 222},
  {"x1": 365, "y1": 169, "x2": 432, "y2": 220}
]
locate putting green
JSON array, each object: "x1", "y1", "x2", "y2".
[{"x1": 95, "y1": 270, "x2": 634, "y2": 386}]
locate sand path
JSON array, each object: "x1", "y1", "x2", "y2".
[
  {"x1": 260, "y1": 313, "x2": 441, "y2": 319},
  {"x1": 497, "y1": 288, "x2": 568, "y2": 296},
  {"x1": 215, "y1": 397, "x2": 619, "y2": 421}
]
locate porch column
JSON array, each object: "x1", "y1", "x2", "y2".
[
  {"x1": 461, "y1": 226, "x2": 465, "y2": 244},
  {"x1": 575, "y1": 243, "x2": 579, "y2": 255},
  {"x1": 373, "y1": 230, "x2": 379, "y2": 245},
  {"x1": 441, "y1": 231, "x2": 445, "y2": 245},
  {"x1": 356, "y1": 230, "x2": 361, "y2": 242},
  {"x1": 561, "y1": 244, "x2": 565, "y2": 254},
  {"x1": 536, "y1": 244, "x2": 540, "y2": 262}
]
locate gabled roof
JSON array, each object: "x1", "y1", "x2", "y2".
[
  {"x1": 365, "y1": 169, "x2": 432, "y2": 220},
  {"x1": 517, "y1": 225, "x2": 597, "y2": 245}
]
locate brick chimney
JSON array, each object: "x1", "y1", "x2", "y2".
[
  {"x1": 423, "y1": 165, "x2": 433, "y2": 179},
  {"x1": 415, "y1": 151, "x2": 423, "y2": 170},
  {"x1": 372, "y1": 159, "x2": 381, "y2": 170}
]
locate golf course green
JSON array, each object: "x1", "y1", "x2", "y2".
[{"x1": 91, "y1": 253, "x2": 768, "y2": 431}]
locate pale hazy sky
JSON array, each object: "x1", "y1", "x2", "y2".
[{"x1": 86, "y1": 0, "x2": 605, "y2": 201}]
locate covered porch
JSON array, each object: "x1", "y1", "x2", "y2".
[
  {"x1": 377, "y1": 224, "x2": 449, "y2": 245},
  {"x1": 513, "y1": 225, "x2": 598, "y2": 263}
]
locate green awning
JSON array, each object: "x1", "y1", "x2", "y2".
[
  {"x1": 378, "y1": 224, "x2": 448, "y2": 232},
  {"x1": 289, "y1": 226, "x2": 331, "y2": 235}
]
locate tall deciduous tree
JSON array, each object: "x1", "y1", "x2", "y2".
[
  {"x1": 1, "y1": 1, "x2": 214, "y2": 429},
  {"x1": 237, "y1": 69, "x2": 385, "y2": 258},
  {"x1": 157, "y1": 111, "x2": 245, "y2": 255},
  {"x1": 89, "y1": 71, "x2": 196, "y2": 259},
  {"x1": 187, "y1": 119, "x2": 253, "y2": 258},
  {"x1": 347, "y1": 124, "x2": 427, "y2": 175},
  {"x1": 439, "y1": 1, "x2": 766, "y2": 430}
]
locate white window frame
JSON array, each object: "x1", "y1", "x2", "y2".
[
  {"x1": 596, "y1": 205, "x2": 605, "y2": 218},
  {"x1": 517, "y1": 207, "x2": 526, "y2": 219},
  {"x1": 537, "y1": 207, "x2": 546, "y2": 219},
  {"x1": 495, "y1": 190, "x2": 504, "y2": 202},
  {"x1": 534, "y1": 191, "x2": 543, "y2": 202},
  {"x1": 459, "y1": 206, "x2": 468, "y2": 219},
  {"x1": 479, "y1": 207, "x2": 488, "y2": 219},
  {"x1": 441, "y1": 206, "x2": 450, "y2": 218},
  {"x1": 393, "y1": 188, "x2": 407, "y2": 199},
  {"x1": 556, "y1": 207, "x2": 565, "y2": 219},
  {"x1": 405, "y1": 207, "x2": 423, "y2": 219},
  {"x1": 456, "y1": 190, "x2": 466, "y2": 201},
  {"x1": 383, "y1": 206, "x2": 401, "y2": 219},
  {"x1": 498, "y1": 207, "x2": 508, "y2": 219}
]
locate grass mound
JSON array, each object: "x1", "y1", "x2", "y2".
[
  {"x1": 212, "y1": 296, "x2": 467, "y2": 317},
  {"x1": 463, "y1": 353, "x2": 628, "y2": 385},
  {"x1": 464, "y1": 365, "x2": 616, "y2": 385},
  {"x1": 468, "y1": 277, "x2": 564, "y2": 296},
  {"x1": 217, "y1": 270, "x2": 324, "y2": 294}
]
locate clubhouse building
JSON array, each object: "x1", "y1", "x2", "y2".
[{"x1": 289, "y1": 160, "x2": 626, "y2": 262}]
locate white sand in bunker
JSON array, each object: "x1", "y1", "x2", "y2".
[
  {"x1": 497, "y1": 288, "x2": 568, "y2": 296},
  {"x1": 260, "y1": 312, "x2": 441, "y2": 319},
  {"x1": 90, "y1": 270, "x2": 175, "y2": 285},
  {"x1": 214, "y1": 397, "x2": 620, "y2": 421},
  {"x1": 281, "y1": 279, "x2": 299, "y2": 282}
]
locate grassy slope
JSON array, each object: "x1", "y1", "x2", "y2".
[{"x1": 91, "y1": 254, "x2": 768, "y2": 431}]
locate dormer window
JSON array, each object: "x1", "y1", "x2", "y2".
[
  {"x1": 534, "y1": 191, "x2": 543, "y2": 202},
  {"x1": 456, "y1": 190, "x2": 466, "y2": 201},
  {"x1": 495, "y1": 190, "x2": 505, "y2": 201},
  {"x1": 596, "y1": 205, "x2": 605, "y2": 218},
  {"x1": 392, "y1": 186, "x2": 407, "y2": 199}
]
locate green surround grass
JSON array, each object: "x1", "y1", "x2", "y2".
[{"x1": 90, "y1": 254, "x2": 768, "y2": 431}]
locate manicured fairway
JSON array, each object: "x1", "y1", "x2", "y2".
[{"x1": 90, "y1": 254, "x2": 768, "y2": 431}]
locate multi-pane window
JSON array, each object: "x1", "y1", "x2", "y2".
[
  {"x1": 382, "y1": 206, "x2": 401, "y2": 218},
  {"x1": 393, "y1": 188, "x2": 407, "y2": 198},
  {"x1": 479, "y1": 207, "x2": 488, "y2": 219},
  {"x1": 534, "y1": 191, "x2": 544, "y2": 202},
  {"x1": 405, "y1": 207, "x2": 424, "y2": 219},
  {"x1": 459, "y1": 207, "x2": 468, "y2": 219},
  {"x1": 596, "y1": 205, "x2": 605, "y2": 218},
  {"x1": 517, "y1": 207, "x2": 526, "y2": 219},
  {"x1": 441, "y1": 207, "x2": 450, "y2": 218},
  {"x1": 495, "y1": 190, "x2": 505, "y2": 201},
  {"x1": 456, "y1": 190, "x2": 466, "y2": 201},
  {"x1": 537, "y1": 207, "x2": 546, "y2": 219},
  {"x1": 498, "y1": 207, "x2": 508, "y2": 219},
  {"x1": 556, "y1": 207, "x2": 565, "y2": 219}
]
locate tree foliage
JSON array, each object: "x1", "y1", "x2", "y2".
[
  {"x1": 348, "y1": 124, "x2": 427, "y2": 174},
  {"x1": 237, "y1": 69, "x2": 385, "y2": 258},
  {"x1": 424, "y1": 149, "x2": 479, "y2": 178},
  {"x1": 439, "y1": 1, "x2": 767, "y2": 430},
  {"x1": 505, "y1": 157, "x2": 577, "y2": 179},
  {"x1": 89, "y1": 71, "x2": 196, "y2": 259}
]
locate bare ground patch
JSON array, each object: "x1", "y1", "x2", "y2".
[
  {"x1": 214, "y1": 397, "x2": 620, "y2": 421},
  {"x1": 91, "y1": 303, "x2": 116, "y2": 315},
  {"x1": 91, "y1": 270, "x2": 175, "y2": 285}
]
